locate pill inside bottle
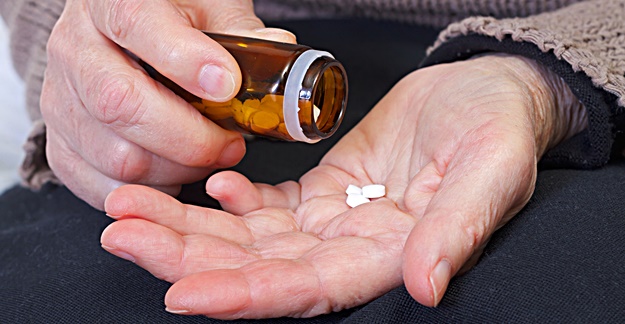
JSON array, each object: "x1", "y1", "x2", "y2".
[{"x1": 141, "y1": 32, "x2": 348, "y2": 143}]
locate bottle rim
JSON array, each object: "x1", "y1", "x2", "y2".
[{"x1": 283, "y1": 50, "x2": 347, "y2": 143}]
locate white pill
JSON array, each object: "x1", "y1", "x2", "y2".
[
  {"x1": 362, "y1": 184, "x2": 386, "y2": 199},
  {"x1": 346, "y1": 194, "x2": 370, "y2": 208},
  {"x1": 345, "y1": 184, "x2": 362, "y2": 195}
]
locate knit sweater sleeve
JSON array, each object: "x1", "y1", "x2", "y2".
[
  {"x1": 420, "y1": 0, "x2": 625, "y2": 168},
  {"x1": 1, "y1": 0, "x2": 66, "y2": 189}
]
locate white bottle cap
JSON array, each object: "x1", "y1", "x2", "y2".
[{"x1": 283, "y1": 49, "x2": 334, "y2": 143}]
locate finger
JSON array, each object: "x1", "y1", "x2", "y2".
[
  {"x1": 399, "y1": 160, "x2": 444, "y2": 217},
  {"x1": 46, "y1": 128, "x2": 124, "y2": 210},
  {"x1": 403, "y1": 134, "x2": 535, "y2": 307},
  {"x1": 60, "y1": 22, "x2": 245, "y2": 168},
  {"x1": 188, "y1": 0, "x2": 297, "y2": 44},
  {"x1": 105, "y1": 185, "x2": 300, "y2": 241},
  {"x1": 205, "y1": 170, "x2": 374, "y2": 235},
  {"x1": 251, "y1": 232, "x2": 322, "y2": 259},
  {"x1": 80, "y1": 124, "x2": 214, "y2": 185},
  {"x1": 47, "y1": 129, "x2": 182, "y2": 210},
  {"x1": 41, "y1": 48, "x2": 216, "y2": 186},
  {"x1": 318, "y1": 199, "x2": 416, "y2": 241},
  {"x1": 205, "y1": 171, "x2": 300, "y2": 215},
  {"x1": 298, "y1": 165, "x2": 356, "y2": 201},
  {"x1": 164, "y1": 237, "x2": 404, "y2": 319},
  {"x1": 293, "y1": 195, "x2": 349, "y2": 234},
  {"x1": 101, "y1": 218, "x2": 259, "y2": 282},
  {"x1": 101, "y1": 218, "x2": 325, "y2": 283},
  {"x1": 105, "y1": 185, "x2": 252, "y2": 242},
  {"x1": 87, "y1": 0, "x2": 240, "y2": 101},
  {"x1": 45, "y1": 82, "x2": 213, "y2": 185}
]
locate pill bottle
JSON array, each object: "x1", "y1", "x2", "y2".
[{"x1": 142, "y1": 32, "x2": 348, "y2": 143}]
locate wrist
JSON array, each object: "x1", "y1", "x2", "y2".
[{"x1": 472, "y1": 54, "x2": 587, "y2": 159}]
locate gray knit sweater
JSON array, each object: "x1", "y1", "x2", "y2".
[{"x1": 1, "y1": 0, "x2": 624, "y2": 189}]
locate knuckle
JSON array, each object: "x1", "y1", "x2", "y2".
[
  {"x1": 89, "y1": 72, "x2": 146, "y2": 127},
  {"x1": 46, "y1": 27, "x2": 64, "y2": 62},
  {"x1": 105, "y1": 141, "x2": 151, "y2": 183},
  {"x1": 105, "y1": 0, "x2": 147, "y2": 42},
  {"x1": 47, "y1": 17, "x2": 74, "y2": 65},
  {"x1": 459, "y1": 222, "x2": 484, "y2": 256},
  {"x1": 157, "y1": 38, "x2": 185, "y2": 66}
]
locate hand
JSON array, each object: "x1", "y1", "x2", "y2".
[
  {"x1": 41, "y1": 0, "x2": 296, "y2": 209},
  {"x1": 101, "y1": 54, "x2": 586, "y2": 318}
]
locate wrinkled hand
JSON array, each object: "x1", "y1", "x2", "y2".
[
  {"x1": 101, "y1": 54, "x2": 586, "y2": 318},
  {"x1": 42, "y1": 0, "x2": 295, "y2": 209}
]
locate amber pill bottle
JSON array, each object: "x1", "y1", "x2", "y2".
[{"x1": 142, "y1": 32, "x2": 348, "y2": 143}]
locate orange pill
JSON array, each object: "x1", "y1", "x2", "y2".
[
  {"x1": 250, "y1": 111, "x2": 280, "y2": 133},
  {"x1": 261, "y1": 94, "x2": 280, "y2": 104},
  {"x1": 204, "y1": 106, "x2": 232, "y2": 120},
  {"x1": 243, "y1": 99, "x2": 261, "y2": 109},
  {"x1": 260, "y1": 95, "x2": 283, "y2": 115},
  {"x1": 232, "y1": 99, "x2": 246, "y2": 124},
  {"x1": 242, "y1": 107, "x2": 259, "y2": 126}
]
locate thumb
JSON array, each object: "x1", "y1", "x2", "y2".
[
  {"x1": 192, "y1": 0, "x2": 297, "y2": 44},
  {"x1": 402, "y1": 134, "x2": 536, "y2": 307}
]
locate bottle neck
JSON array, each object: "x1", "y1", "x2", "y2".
[{"x1": 283, "y1": 50, "x2": 348, "y2": 143}]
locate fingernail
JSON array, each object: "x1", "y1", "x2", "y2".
[
  {"x1": 199, "y1": 64, "x2": 236, "y2": 101},
  {"x1": 101, "y1": 245, "x2": 136, "y2": 263},
  {"x1": 430, "y1": 259, "x2": 451, "y2": 306},
  {"x1": 254, "y1": 27, "x2": 297, "y2": 42},
  {"x1": 165, "y1": 307, "x2": 191, "y2": 314},
  {"x1": 216, "y1": 139, "x2": 245, "y2": 167}
]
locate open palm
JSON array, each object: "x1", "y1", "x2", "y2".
[{"x1": 101, "y1": 54, "x2": 585, "y2": 319}]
